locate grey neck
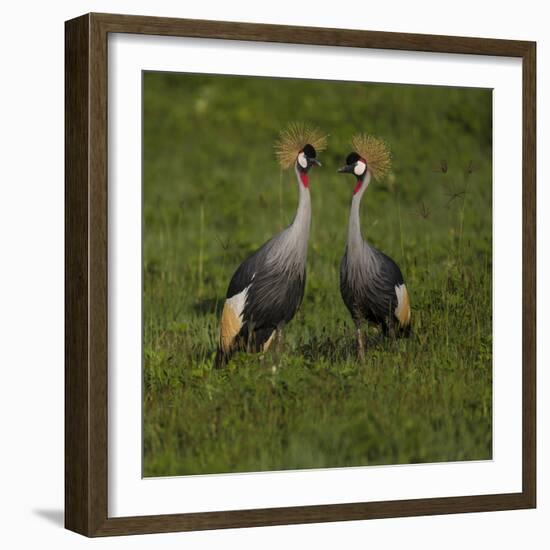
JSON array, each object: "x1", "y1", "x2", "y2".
[
  {"x1": 269, "y1": 164, "x2": 311, "y2": 273},
  {"x1": 290, "y1": 164, "x2": 312, "y2": 237},
  {"x1": 347, "y1": 171, "x2": 371, "y2": 254}
]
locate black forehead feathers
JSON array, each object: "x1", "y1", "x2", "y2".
[
  {"x1": 346, "y1": 152, "x2": 361, "y2": 165},
  {"x1": 303, "y1": 144, "x2": 316, "y2": 158}
]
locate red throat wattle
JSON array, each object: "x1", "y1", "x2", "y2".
[
  {"x1": 353, "y1": 179, "x2": 363, "y2": 194},
  {"x1": 300, "y1": 173, "x2": 309, "y2": 188}
]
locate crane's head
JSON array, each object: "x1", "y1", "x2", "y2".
[
  {"x1": 275, "y1": 123, "x2": 327, "y2": 187},
  {"x1": 297, "y1": 144, "x2": 322, "y2": 172},
  {"x1": 338, "y1": 151, "x2": 370, "y2": 195},
  {"x1": 337, "y1": 134, "x2": 391, "y2": 194},
  {"x1": 338, "y1": 152, "x2": 367, "y2": 177}
]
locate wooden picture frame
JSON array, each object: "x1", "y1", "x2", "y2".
[{"x1": 65, "y1": 12, "x2": 536, "y2": 537}]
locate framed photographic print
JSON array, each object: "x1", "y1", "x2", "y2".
[{"x1": 65, "y1": 13, "x2": 536, "y2": 537}]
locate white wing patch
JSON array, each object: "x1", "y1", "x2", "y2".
[
  {"x1": 227, "y1": 283, "x2": 251, "y2": 321},
  {"x1": 219, "y1": 277, "x2": 255, "y2": 353},
  {"x1": 394, "y1": 283, "x2": 411, "y2": 327}
]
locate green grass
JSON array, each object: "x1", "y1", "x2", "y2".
[{"x1": 142, "y1": 72, "x2": 493, "y2": 476}]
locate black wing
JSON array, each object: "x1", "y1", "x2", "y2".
[
  {"x1": 243, "y1": 264, "x2": 306, "y2": 331},
  {"x1": 226, "y1": 249, "x2": 262, "y2": 300},
  {"x1": 364, "y1": 249, "x2": 404, "y2": 322}
]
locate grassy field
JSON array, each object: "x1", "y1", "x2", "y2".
[{"x1": 142, "y1": 72, "x2": 493, "y2": 477}]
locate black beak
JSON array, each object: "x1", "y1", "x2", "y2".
[
  {"x1": 308, "y1": 157, "x2": 321, "y2": 167},
  {"x1": 337, "y1": 164, "x2": 354, "y2": 174}
]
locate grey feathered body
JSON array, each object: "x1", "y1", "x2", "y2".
[
  {"x1": 224, "y1": 166, "x2": 310, "y2": 351},
  {"x1": 340, "y1": 173, "x2": 410, "y2": 333}
]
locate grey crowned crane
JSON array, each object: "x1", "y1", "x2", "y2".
[
  {"x1": 338, "y1": 134, "x2": 411, "y2": 361},
  {"x1": 214, "y1": 124, "x2": 327, "y2": 368}
]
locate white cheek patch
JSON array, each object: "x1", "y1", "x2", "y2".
[
  {"x1": 354, "y1": 160, "x2": 367, "y2": 177},
  {"x1": 297, "y1": 152, "x2": 308, "y2": 169}
]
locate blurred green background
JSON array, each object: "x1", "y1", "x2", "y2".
[{"x1": 143, "y1": 72, "x2": 492, "y2": 476}]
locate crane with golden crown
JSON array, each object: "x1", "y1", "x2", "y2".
[
  {"x1": 214, "y1": 124, "x2": 327, "y2": 368},
  {"x1": 338, "y1": 134, "x2": 411, "y2": 361}
]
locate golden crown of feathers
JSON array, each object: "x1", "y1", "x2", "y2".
[
  {"x1": 274, "y1": 123, "x2": 328, "y2": 169},
  {"x1": 352, "y1": 134, "x2": 392, "y2": 180}
]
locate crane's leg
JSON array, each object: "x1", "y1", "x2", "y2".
[
  {"x1": 276, "y1": 327, "x2": 284, "y2": 352},
  {"x1": 261, "y1": 330, "x2": 276, "y2": 353},
  {"x1": 355, "y1": 321, "x2": 366, "y2": 363},
  {"x1": 272, "y1": 325, "x2": 287, "y2": 361},
  {"x1": 262, "y1": 326, "x2": 284, "y2": 356}
]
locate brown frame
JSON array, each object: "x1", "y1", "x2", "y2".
[{"x1": 65, "y1": 12, "x2": 536, "y2": 537}]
